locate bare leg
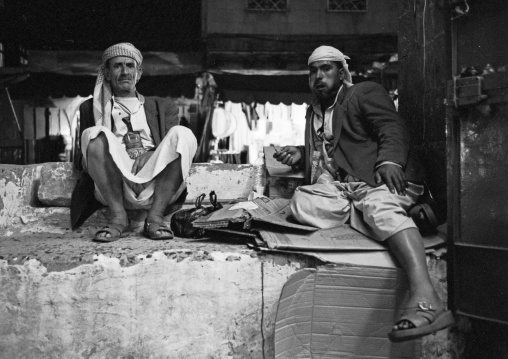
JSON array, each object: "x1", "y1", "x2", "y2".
[
  {"x1": 387, "y1": 228, "x2": 443, "y2": 330},
  {"x1": 146, "y1": 155, "x2": 183, "y2": 236},
  {"x1": 86, "y1": 133, "x2": 128, "y2": 238}
]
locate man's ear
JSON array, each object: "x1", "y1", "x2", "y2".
[
  {"x1": 339, "y1": 68, "x2": 345, "y2": 81},
  {"x1": 136, "y1": 66, "x2": 143, "y2": 83},
  {"x1": 104, "y1": 67, "x2": 111, "y2": 81}
]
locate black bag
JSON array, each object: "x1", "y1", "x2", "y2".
[
  {"x1": 170, "y1": 191, "x2": 223, "y2": 238},
  {"x1": 409, "y1": 184, "x2": 439, "y2": 236}
]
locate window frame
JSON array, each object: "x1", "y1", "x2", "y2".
[
  {"x1": 327, "y1": 0, "x2": 368, "y2": 13},
  {"x1": 245, "y1": 0, "x2": 289, "y2": 12}
]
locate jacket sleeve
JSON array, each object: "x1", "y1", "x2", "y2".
[
  {"x1": 163, "y1": 98, "x2": 180, "y2": 136},
  {"x1": 356, "y1": 82, "x2": 410, "y2": 167},
  {"x1": 73, "y1": 99, "x2": 95, "y2": 170}
]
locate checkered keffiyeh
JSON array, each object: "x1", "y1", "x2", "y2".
[
  {"x1": 308, "y1": 46, "x2": 353, "y2": 86},
  {"x1": 92, "y1": 43, "x2": 143, "y2": 127}
]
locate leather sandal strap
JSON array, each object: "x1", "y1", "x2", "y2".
[
  {"x1": 144, "y1": 221, "x2": 174, "y2": 237},
  {"x1": 398, "y1": 302, "x2": 442, "y2": 326},
  {"x1": 97, "y1": 225, "x2": 121, "y2": 236}
]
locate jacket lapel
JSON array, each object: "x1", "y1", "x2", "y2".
[
  {"x1": 331, "y1": 86, "x2": 348, "y2": 153},
  {"x1": 144, "y1": 98, "x2": 162, "y2": 146},
  {"x1": 304, "y1": 105, "x2": 313, "y2": 183}
]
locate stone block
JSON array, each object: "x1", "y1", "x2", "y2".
[
  {"x1": 187, "y1": 163, "x2": 254, "y2": 202},
  {"x1": 0, "y1": 164, "x2": 42, "y2": 227},
  {"x1": 37, "y1": 162, "x2": 80, "y2": 207}
]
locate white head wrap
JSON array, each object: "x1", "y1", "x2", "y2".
[
  {"x1": 308, "y1": 46, "x2": 353, "y2": 86},
  {"x1": 93, "y1": 43, "x2": 143, "y2": 127}
]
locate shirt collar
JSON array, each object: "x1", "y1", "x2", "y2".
[
  {"x1": 112, "y1": 91, "x2": 145, "y2": 105},
  {"x1": 310, "y1": 85, "x2": 343, "y2": 116}
]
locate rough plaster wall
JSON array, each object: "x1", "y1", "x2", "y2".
[
  {"x1": 187, "y1": 164, "x2": 254, "y2": 202},
  {"x1": 0, "y1": 165, "x2": 42, "y2": 227},
  {"x1": 0, "y1": 253, "x2": 305, "y2": 359}
]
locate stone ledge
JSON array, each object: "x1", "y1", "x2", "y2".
[
  {"x1": 35, "y1": 162, "x2": 256, "y2": 207},
  {"x1": 1, "y1": 162, "x2": 302, "y2": 229},
  {"x1": 0, "y1": 251, "x2": 317, "y2": 359},
  {"x1": 0, "y1": 163, "x2": 460, "y2": 358},
  {"x1": 0, "y1": 163, "x2": 257, "y2": 211},
  {"x1": 0, "y1": 240, "x2": 456, "y2": 359}
]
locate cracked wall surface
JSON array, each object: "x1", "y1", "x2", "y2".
[{"x1": 0, "y1": 252, "x2": 313, "y2": 359}]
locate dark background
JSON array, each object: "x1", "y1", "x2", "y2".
[{"x1": 2, "y1": 0, "x2": 202, "y2": 51}]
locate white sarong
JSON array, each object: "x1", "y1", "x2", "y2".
[
  {"x1": 81, "y1": 125, "x2": 197, "y2": 210},
  {"x1": 290, "y1": 173, "x2": 424, "y2": 241}
]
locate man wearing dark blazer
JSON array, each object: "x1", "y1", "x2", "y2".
[
  {"x1": 71, "y1": 43, "x2": 197, "y2": 242},
  {"x1": 273, "y1": 46, "x2": 454, "y2": 342}
]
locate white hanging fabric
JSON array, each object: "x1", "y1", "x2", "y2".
[{"x1": 225, "y1": 101, "x2": 251, "y2": 154}]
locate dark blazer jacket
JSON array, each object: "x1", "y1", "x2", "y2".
[
  {"x1": 303, "y1": 81, "x2": 423, "y2": 186},
  {"x1": 70, "y1": 96, "x2": 180, "y2": 229}
]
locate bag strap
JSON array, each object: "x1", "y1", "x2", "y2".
[
  {"x1": 195, "y1": 193, "x2": 206, "y2": 208},
  {"x1": 209, "y1": 191, "x2": 219, "y2": 208}
]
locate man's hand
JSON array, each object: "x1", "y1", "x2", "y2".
[
  {"x1": 131, "y1": 151, "x2": 154, "y2": 175},
  {"x1": 375, "y1": 163, "x2": 408, "y2": 195},
  {"x1": 273, "y1": 146, "x2": 302, "y2": 167}
]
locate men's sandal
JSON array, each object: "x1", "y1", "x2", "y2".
[
  {"x1": 388, "y1": 302, "x2": 456, "y2": 342},
  {"x1": 93, "y1": 223, "x2": 130, "y2": 243},
  {"x1": 143, "y1": 219, "x2": 174, "y2": 240}
]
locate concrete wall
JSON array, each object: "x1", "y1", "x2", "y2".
[
  {"x1": 204, "y1": 0, "x2": 397, "y2": 36},
  {"x1": 0, "y1": 252, "x2": 314, "y2": 359}
]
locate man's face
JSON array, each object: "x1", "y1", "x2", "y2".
[
  {"x1": 105, "y1": 56, "x2": 142, "y2": 97},
  {"x1": 308, "y1": 60, "x2": 344, "y2": 101}
]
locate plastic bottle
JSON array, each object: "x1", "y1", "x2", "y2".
[{"x1": 253, "y1": 152, "x2": 266, "y2": 195}]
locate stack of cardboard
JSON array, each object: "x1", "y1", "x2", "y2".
[
  {"x1": 274, "y1": 266, "x2": 422, "y2": 359},
  {"x1": 190, "y1": 196, "x2": 445, "y2": 357},
  {"x1": 192, "y1": 196, "x2": 445, "y2": 260}
]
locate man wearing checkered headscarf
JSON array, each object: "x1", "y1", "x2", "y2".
[
  {"x1": 72, "y1": 43, "x2": 197, "y2": 242},
  {"x1": 307, "y1": 45, "x2": 353, "y2": 85},
  {"x1": 274, "y1": 45, "x2": 454, "y2": 342},
  {"x1": 93, "y1": 43, "x2": 143, "y2": 127}
]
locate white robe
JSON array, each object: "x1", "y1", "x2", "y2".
[{"x1": 81, "y1": 125, "x2": 197, "y2": 210}]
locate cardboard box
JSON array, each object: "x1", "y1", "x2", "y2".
[{"x1": 274, "y1": 265, "x2": 421, "y2": 359}]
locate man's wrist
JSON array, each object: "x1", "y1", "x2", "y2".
[{"x1": 293, "y1": 147, "x2": 305, "y2": 169}]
